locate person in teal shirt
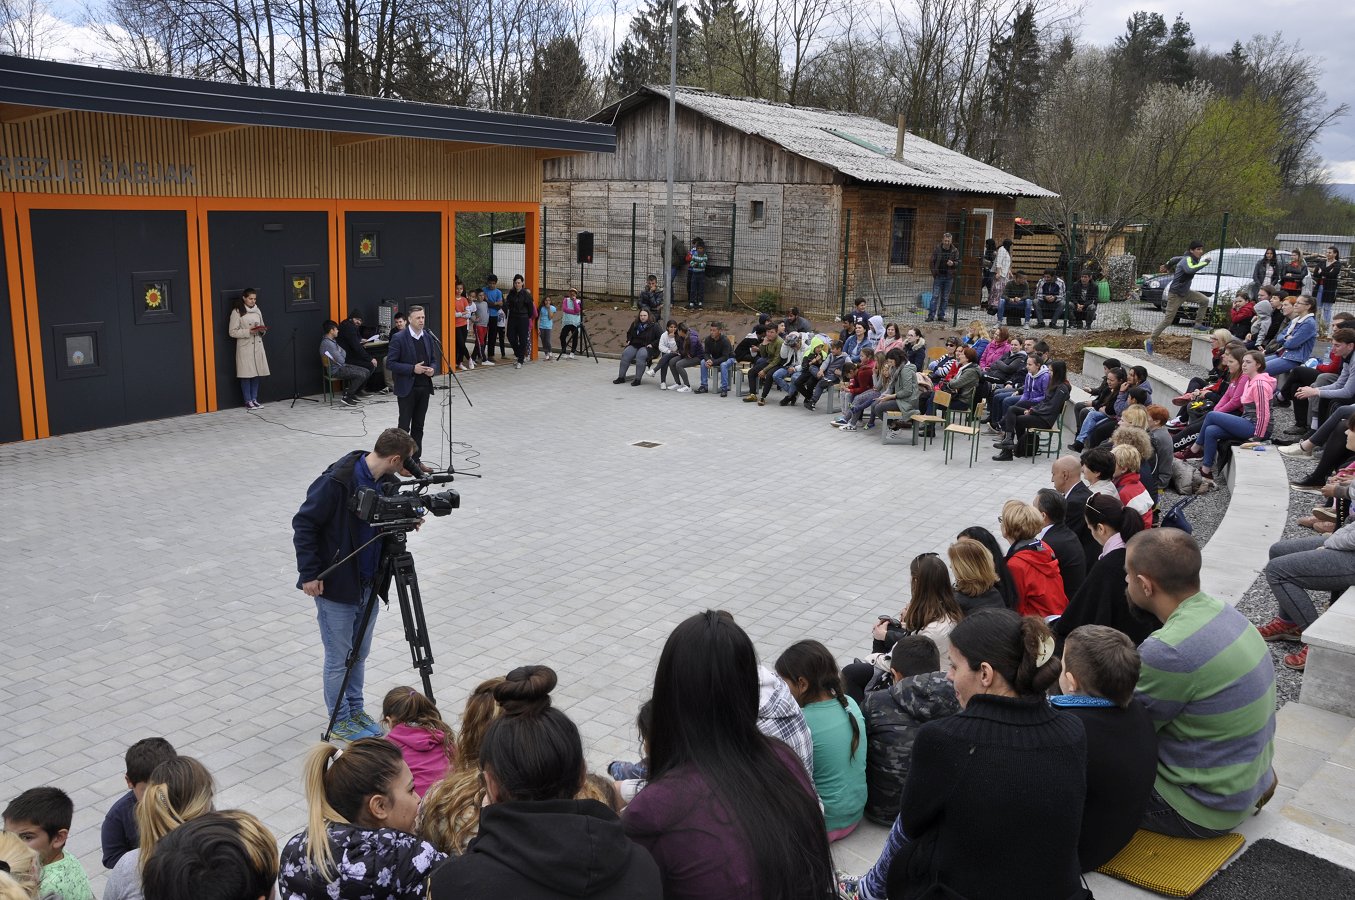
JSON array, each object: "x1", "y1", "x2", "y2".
[{"x1": 776, "y1": 640, "x2": 868, "y2": 839}]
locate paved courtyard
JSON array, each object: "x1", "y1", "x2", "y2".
[{"x1": 3, "y1": 359, "x2": 1065, "y2": 887}]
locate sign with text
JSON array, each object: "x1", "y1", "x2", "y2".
[{"x1": 0, "y1": 155, "x2": 198, "y2": 187}]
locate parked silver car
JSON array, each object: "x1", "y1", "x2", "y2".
[{"x1": 1141, "y1": 247, "x2": 1278, "y2": 311}]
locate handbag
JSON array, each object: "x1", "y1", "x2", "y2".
[{"x1": 1162, "y1": 496, "x2": 1197, "y2": 532}]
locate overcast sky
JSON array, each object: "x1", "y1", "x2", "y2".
[
  {"x1": 30, "y1": 1, "x2": 1355, "y2": 180},
  {"x1": 1078, "y1": 2, "x2": 1355, "y2": 180}
]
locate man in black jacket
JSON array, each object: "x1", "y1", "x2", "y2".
[
  {"x1": 1067, "y1": 272, "x2": 1098, "y2": 330},
  {"x1": 1033, "y1": 488, "x2": 1087, "y2": 599},
  {"x1": 927, "y1": 233, "x2": 960, "y2": 322},
  {"x1": 504, "y1": 275, "x2": 536, "y2": 368},
  {"x1": 292, "y1": 427, "x2": 419, "y2": 742},
  {"x1": 697, "y1": 321, "x2": 732, "y2": 394},
  {"x1": 338, "y1": 311, "x2": 384, "y2": 393},
  {"x1": 1052, "y1": 455, "x2": 1099, "y2": 564}
]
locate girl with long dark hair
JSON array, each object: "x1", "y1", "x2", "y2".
[
  {"x1": 624, "y1": 610, "x2": 835, "y2": 900},
  {"x1": 994, "y1": 359, "x2": 1071, "y2": 460},
  {"x1": 1052, "y1": 493, "x2": 1156, "y2": 648},
  {"x1": 428, "y1": 667, "x2": 661, "y2": 899},
  {"x1": 775, "y1": 640, "x2": 867, "y2": 841}
]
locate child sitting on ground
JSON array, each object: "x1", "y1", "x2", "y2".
[
  {"x1": 1052, "y1": 625, "x2": 1158, "y2": 872},
  {"x1": 101, "y1": 736, "x2": 177, "y2": 869},
  {"x1": 775, "y1": 640, "x2": 867, "y2": 841},
  {"x1": 607, "y1": 699, "x2": 653, "y2": 805},
  {"x1": 3, "y1": 787, "x2": 94, "y2": 900},
  {"x1": 382, "y1": 686, "x2": 457, "y2": 797}
]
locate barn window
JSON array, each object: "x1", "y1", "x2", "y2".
[
  {"x1": 890, "y1": 207, "x2": 916, "y2": 267},
  {"x1": 750, "y1": 200, "x2": 766, "y2": 225}
]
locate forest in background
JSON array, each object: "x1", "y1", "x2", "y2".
[{"x1": 2, "y1": 0, "x2": 1352, "y2": 261}]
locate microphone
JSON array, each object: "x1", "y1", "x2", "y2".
[{"x1": 406, "y1": 472, "x2": 456, "y2": 486}]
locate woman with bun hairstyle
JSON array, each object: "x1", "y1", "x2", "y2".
[
  {"x1": 105, "y1": 756, "x2": 216, "y2": 900},
  {"x1": 428, "y1": 666, "x2": 661, "y2": 899},
  {"x1": 1052, "y1": 494, "x2": 1158, "y2": 650},
  {"x1": 418, "y1": 677, "x2": 504, "y2": 855},
  {"x1": 279, "y1": 738, "x2": 444, "y2": 899},
  {"x1": 885, "y1": 609, "x2": 1089, "y2": 900},
  {"x1": 624, "y1": 610, "x2": 836, "y2": 900}
]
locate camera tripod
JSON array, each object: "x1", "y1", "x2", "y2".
[
  {"x1": 317, "y1": 525, "x2": 437, "y2": 742},
  {"x1": 556, "y1": 310, "x2": 598, "y2": 363}
]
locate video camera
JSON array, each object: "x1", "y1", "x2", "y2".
[{"x1": 350, "y1": 473, "x2": 460, "y2": 529}]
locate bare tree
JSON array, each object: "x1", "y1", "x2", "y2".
[{"x1": 0, "y1": 0, "x2": 65, "y2": 56}]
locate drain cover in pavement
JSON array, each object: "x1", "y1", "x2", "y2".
[{"x1": 632, "y1": 441, "x2": 662, "y2": 448}]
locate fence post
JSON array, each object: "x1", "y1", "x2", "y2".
[
  {"x1": 727, "y1": 200, "x2": 736, "y2": 309},
  {"x1": 1065, "y1": 213, "x2": 1079, "y2": 335},
  {"x1": 840, "y1": 208, "x2": 851, "y2": 319},
  {"x1": 488, "y1": 213, "x2": 495, "y2": 279},
  {"x1": 541, "y1": 206, "x2": 547, "y2": 295},
  {"x1": 630, "y1": 202, "x2": 637, "y2": 305},
  {"x1": 1212, "y1": 212, "x2": 1229, "y2": 327},
  {"x1": 953, "y1": 214, "x2": 966, "y2": 327}
]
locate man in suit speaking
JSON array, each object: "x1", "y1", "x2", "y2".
[{"x1": 385, "y1": 305, "x2": 440, "y2": 470}]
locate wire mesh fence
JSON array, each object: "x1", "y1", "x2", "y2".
[{"x1": 539, "y1": 198, "x2": 1355, "y2": 339}]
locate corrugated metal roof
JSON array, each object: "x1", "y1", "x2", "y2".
[
  {"x1": 0, "y1": 55, "x2": 616, "y2": 153},
  {"x1": 599, "y1": 87, "x2": 1054, "y2": 198}
]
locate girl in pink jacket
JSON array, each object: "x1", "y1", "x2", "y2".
[
  {"x1": 1181, "y1": 351, "x2": 1276, "y2": 482},
  {"x1": 383, "y1": 687, "x2": 457, "y2": 796}
]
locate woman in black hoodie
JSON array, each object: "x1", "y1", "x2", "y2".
[
  {"x1": 427, "y1": 666, "x2": 661, "y2": 899},
  {"x1": 614, "y1": 309, "x2": 659, "y2": 386}
]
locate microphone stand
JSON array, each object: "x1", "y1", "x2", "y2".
[{"x1": 426, "y1": 330, "x2": 480, "y2": 478}]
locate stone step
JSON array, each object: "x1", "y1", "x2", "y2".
[
  {"x1": 1299, "y1": 586, "x2": 1355, "y2": 718},
  {"x1": 1282, "y1": 700, "x2": 1355, "y2": 847},
  {"x1": 1081, "y1": 345, "x2": 1192, "y2": 403}
]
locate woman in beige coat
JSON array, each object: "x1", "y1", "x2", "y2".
[{"x1": 228, "y1": 288, "x2": 270, "y2": 407}]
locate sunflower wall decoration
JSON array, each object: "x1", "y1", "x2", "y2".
[
  {"x1": 358, "y1": 231, "x2": 379, "y2": 260},
  {"x1": 142, "y1": 282, "x2": 170, "y2": 313}
]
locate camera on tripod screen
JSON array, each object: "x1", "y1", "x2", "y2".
[{"x1": 349, "y1": 474, "x2": 460, "y2": 530}]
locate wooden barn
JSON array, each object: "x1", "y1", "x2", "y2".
[
  {"x1": 0, "y1": 55, "x2": 612, "y2": 441},
  {"x1": 542, "y1": 86, "x2": 1053, "y2": 313}
]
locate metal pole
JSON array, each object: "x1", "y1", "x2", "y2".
[
  {"x1": 1212, "y1": 212, "x2": 1229, "y2": 328},
  {"x1": 489, "y1": 212, "x2": 495, "y2": 279},
  {"x1": 1065, "y1": 213, "x2": 1078, "y2": 335},
  {"x1": 727, "y1": 200, "x2": 736, "y2": 309},
  {"x1": 840, "y1": 208, "x2": 851, "y2": 319},
  {"x1": 662, "y1": 0, "x2": 677, "y2": 325},
  {"x1": 541, "y1": 206, "x2": 547, "y2": 294},
  {"x1": 953, "y1": 214, "x2": 966, "y2": 327},
  {"x1": 630, "y1": 201, "x2": 637, "y2": 304}
]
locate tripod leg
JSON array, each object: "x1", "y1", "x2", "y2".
[
  {"x1": 322, "y1": 585, "x2": 382, "y2": 741},
  {"x1": 389, "y1": 553, "x2": 437, "y2": 702}
]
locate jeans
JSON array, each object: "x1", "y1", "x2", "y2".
[
  {"x1": 673, "y1": 357, "x2": 701, "y2": 386},
  {"x1": 848, "y1": 390, "x2": 880, "y2": 425},
  {"x1": 929, "y1": 275, "x2": 954, "y2": 320},
  {"x1": 689, "y1": 270, "x2": 706, "y2": 307},
  {"x1": 1199, "y1": 410, "x2": 1257, "y2": 467},
  {"x1": 1139, "y1": 787, "x2": 1233, "y2": 839},
  {"x1": 772, "y1": 366, "x2": 794, "y2": 394},
  {"x1": 1320, "y1": 298, "x2": 1335, "y2": 330},
  {"x1": 998, "y1": 297, "x2": 1031, "y2": 322},
  {"x1": 1151, "y1": 289, "x2": 1207, "y2": 341},
  {"x1": 700, "y1": 360, "x2": 721, "y2": 389},
  {"x1": 811, "y1": 376, "x2": 839, "y2": 404},
  {"x1": 618, "y1": 346, "x2": 649, "y2": 381},
  {"x1": 1078, "y1": 410, "x2": 1109, "y2": 444},
  {"x1": 1264, "y1": 356, "x2": 1302, "y2": 380},
  {"x1": 719, "y1": 357, "x2": 738, "y2": 391},
  {"x1": 538, "y1": 327, "x2": 553, "y2": 354},
  {"x1": 240, "y1": 376, "x2": 261, "y2": 405},
  {"x1": 656, "y1": 352, "x2": 680, "y2": 382},
  {"x1": 1036, "y1": 299, "x2": 1067, "y2": 325},
  {"x1": 315, "y1": 589, "x2": 379, "y2": 722},
  {"x1": 330, "y1": 363, "x2": 368, "y2": 401},
  {"x1": 859, "y1": 815, "x2": 910, "y2": 900},
  {"x1": 1266, "y1": 536, "x2": 1355, "y2": 630}
]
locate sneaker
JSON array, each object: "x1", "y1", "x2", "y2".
[
  {"x1": 1291, "y1": 482, "x2": 1324, "y2": 495},
  {"x1": 339, "y1": 396, "x2": 358, "y2": 407},
  {"x1": 631, "y1": 379, "x2": 642, "y2": 386},
  {"x1": 482, "y1": 360, "x2": 495, "y2": 367},
  {"x1": 659, "y1": 383, "x2": 669, "y2": 390},
  {"x1": 568, "y1": 352, "x2": 575, "y2": 359},
  {"x1": 1285, "y1": 425, "x2": 1311, "y2": 435},
  {"x1": 694, "y1": 385, "x2": 709, "y2": 394},
  {"x1": 841, "y1": 423, "x2": 859, "y2": 431},
  {"x1": 831, "y1": 417, "x2": 847, "y2": 426},
  {"x1": 351, "y1": 710, "x2": 383, "y2": 738},
  {"x1": 1143, "y1": 338, "x2": 1154, "y2": 355},
  {"x1": 467, "y1": 360, "x2": 476, "y2": 370},
  {"x1": 1283, "y1": 645, "x2": 1309, "y2": 671},
  {"x1": 515, "y1": 362, "x2": 522, "y2": 369},
  {"x1": 1279, "y1": 443, "x2": 1313, "y2": 457},
  {"x1": 647, "y1": 367, "x2": 658, "y2": 377},
  {"x1": 1166, "y1": 417, "x2": 1184, "y2": 429},
  {"x1": 457, "y1": 363, "x2": 466, "y2": 371},
  {"x1": 330, "y1": 716, "x2": 365, "y2": 742},
  {"x1": 676, "y1": 385, "x2": 691, "y2": 393},
  {"x1": 719, "y1": 390, "x2": 728, "y2": 397},
  {"x1": 743, "y1": 394, "x2": 758, "y2": 402},
  {"x1": 1256, "y1": 617, "x2": 1302, "y2": 642}
]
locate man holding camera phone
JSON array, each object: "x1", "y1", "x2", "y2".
[{"x1": 293, "y1": 428, "x2": 420, "y2": 741}]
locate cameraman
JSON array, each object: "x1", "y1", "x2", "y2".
[{"x1": 292, "y1": 427, "x2": 419, "y2": 741}]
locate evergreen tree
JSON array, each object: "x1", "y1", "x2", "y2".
[
  {"x1": 1163, "y1": 14, "x2": 1196, "y2": 85},
  {"x1": 607, "y1": 0, "x2": 697, "y2": 97},
  {"x1": 523, "y1": 37, "x2": 597, "y2": 119},
  {"x1": 986, "y1": 4, "x2": 1041, "y2": 160}
]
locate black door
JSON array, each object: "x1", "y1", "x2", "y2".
[
  {"x1": 208, "y1": 211, "x2": 331, "y2": 407},
  {"x1": 30, "y1": 209, "x2": 195, "y2": 435},
  {"x1": 345, "y1": 211, "x2": 442, "y2": 340},
  {"x1": 0, "y1": 214, "x2": 22, "y2": 442}
]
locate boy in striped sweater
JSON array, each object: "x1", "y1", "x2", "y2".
[{"x1": 1126, "y1": 529, "x2": 1278, "y2": 838}]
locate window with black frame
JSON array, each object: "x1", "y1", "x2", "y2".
[{"x1": 890, "y1": 207, "x2": 916, "y2": 267}]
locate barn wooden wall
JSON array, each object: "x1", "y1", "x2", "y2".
[
  {"x1": 0, "y1": 110, "x2": 542, "y2": 202},
  {"x1": 543, "y1": 101, "x2": 837, "y2": 186}
]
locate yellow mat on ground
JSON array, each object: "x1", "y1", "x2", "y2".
[{"x1": 1096, "y1": 830, "x2": 1245, "y2": 897}]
